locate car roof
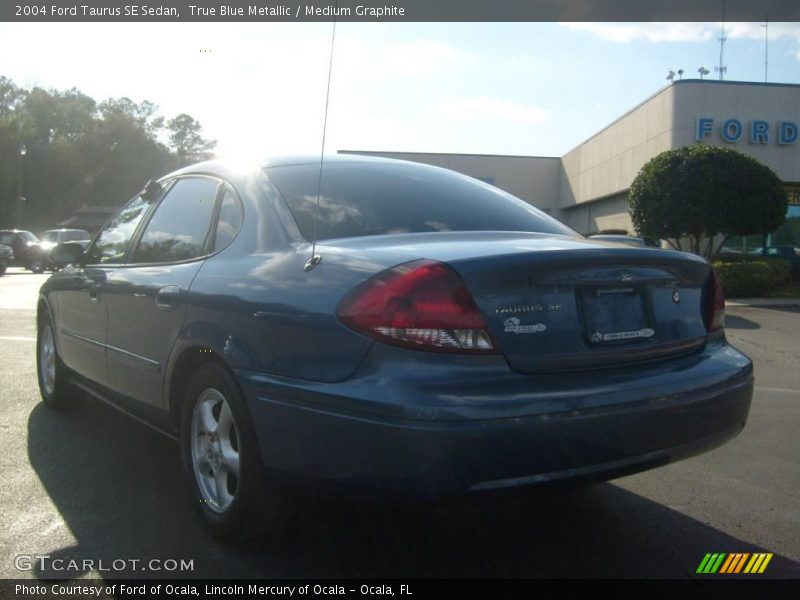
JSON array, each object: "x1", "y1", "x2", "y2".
[{"x1": 164, "y1": 153, "x2": 430, "y2": 181}]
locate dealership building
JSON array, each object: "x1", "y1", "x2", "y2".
[{"x1": 344, "y1": 79, "x2": 800, "y2": 246}]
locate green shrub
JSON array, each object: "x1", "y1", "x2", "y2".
[{"x1": 713, "y1": 259, "x2": 792, "y2": 298}]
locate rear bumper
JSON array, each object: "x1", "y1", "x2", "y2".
[{"x1": 238, "y1": 338, "x2": 753, "y2": 498}]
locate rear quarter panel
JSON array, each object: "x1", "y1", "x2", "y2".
[{"x1": 178, "y1": 172, "x2": 382, "y2": 384}]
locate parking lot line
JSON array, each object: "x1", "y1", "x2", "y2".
[
  {"x1": 754, "y1": 386, "x2": 800, "y2": 395},
  {"x1": 0, "y1": 336, "x2": 35, "y2": 342}
]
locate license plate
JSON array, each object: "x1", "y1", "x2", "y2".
[{"x1": 580, "y1": 287, "x2": 653, "y2": 344}]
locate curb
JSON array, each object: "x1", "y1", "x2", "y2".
[{"x1": 726, "y1": 299, "x2": 800, "y2": 309}]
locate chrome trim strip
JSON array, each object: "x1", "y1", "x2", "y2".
[
  {"x1": 61, "y1": 329, "x2": 160, "y2": 372},
  {"x1": 107, "y1": 343, "x2": 161, "y2": 372},
  {"x1": 61, "y1": 329, "x2": 106, "y2": 349}
]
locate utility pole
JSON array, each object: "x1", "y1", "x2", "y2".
[
  {"x1": 17, "y1": 144, "x2": 26, "y2": 228},
  {"x1": 715, "y1": 0, "x2": 727, "y2": 81},
  {"x1": 762, "y1": 14, "x2": 769, "y2": 83}
]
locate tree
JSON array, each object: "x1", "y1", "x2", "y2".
[
  {"x1": 629, "y1": 145, "x2": 787, "y2": 258},
  {"x1": 167, "y1": 113, "x2": 216, "y2": 167},
  {"x1": 0, "y1": 78, "x2": 214, "y2": 231}
]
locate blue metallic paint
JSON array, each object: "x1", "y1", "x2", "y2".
[{"x1": 38, "y1": 155, "x2": 754, "y2": 498}]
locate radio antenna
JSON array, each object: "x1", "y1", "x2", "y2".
[{"x1": 304, "y1": 6, "x2": 337, "y2": 272}]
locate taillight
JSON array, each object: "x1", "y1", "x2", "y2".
[
  {"x1": 337, "y1": 259, "x2": 497, "y2": 353},
  {"x1": 704, "y1": 269, "x2": 725, "y2": 332}
]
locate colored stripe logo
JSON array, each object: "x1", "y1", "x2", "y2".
[{"x1": 696, "y1": 553, "x2": 773, "y2": 574}]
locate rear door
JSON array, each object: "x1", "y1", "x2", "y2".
[{"x1": 103, "y1": 176, "x2": 222, "y2": 408}]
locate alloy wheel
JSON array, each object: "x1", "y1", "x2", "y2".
[{"x1": 190, "y1": 388, "x2": 240, "y2": 513}]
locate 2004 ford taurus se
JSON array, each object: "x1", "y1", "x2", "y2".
[{"x1": 37, "y1": 155, "x2": 753, "y2": 538}]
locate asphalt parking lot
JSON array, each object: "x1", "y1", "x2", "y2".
[{"x1": 0, "y1": 266, "x2": 798, "y2": 579}]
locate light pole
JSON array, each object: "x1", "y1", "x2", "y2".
[{"x1": 17, "y1": 144, "x2": 26, "y2": 228}]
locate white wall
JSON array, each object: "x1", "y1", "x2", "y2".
[{"x1": 558, "y1": 85, "x2": 677, "y2": 207}]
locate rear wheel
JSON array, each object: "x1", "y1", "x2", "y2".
[
  {"x1": 0, "y1": 264, "x2": 6, "y2": 276},
  {"x1": 36, "y1": 310, "x2": 76, "y2": 408},
  {"x1": 180, "y1": 362, "x2": 287, "y2": 539}
]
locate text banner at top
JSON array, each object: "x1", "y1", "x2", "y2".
[{"x1": 3, "y1": 0, "x2": 800, "y2": 22}]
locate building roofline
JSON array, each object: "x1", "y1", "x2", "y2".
[
  {"x1": 673, "y1": 78, "x2": 800, "y2": 90},
  {"x1": 562, "y1": 79, "x2": 800, "y2": 157},
  {"x1": 339, "y1": 150, "x2": 560, "y2": 160}
]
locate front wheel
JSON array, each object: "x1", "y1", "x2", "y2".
[
  {"x1": 36, "y1": 311, "x2": 76, "y2": 408},
  {"x1": 180, "y1": 362, "x2": 288, "y2": 539}
]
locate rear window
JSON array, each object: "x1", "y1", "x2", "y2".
[{"x1": 266, "y1": 161, "x2": 575, "y2": 241}]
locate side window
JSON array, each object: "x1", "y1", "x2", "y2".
[
  {"x1": 132, "y1": 178, "x2": 219, "y2": 263},
  {"x1": 213, "y1": 187, "x2": 243, "y2": 251},
  {"x1": 87, "y1": 194, "x2": 155, "y2": 264}
]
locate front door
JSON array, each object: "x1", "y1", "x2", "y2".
[{"x1": 55, "y1": 193, "x2": 159, "y2": 387}]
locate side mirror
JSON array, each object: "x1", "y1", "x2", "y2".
[
  {"x1": 51, "y1": 242, "x2": 85, "y2": 267},
  {"x1": 140, "y1": 179, "x2": 163, "y2": 200}
]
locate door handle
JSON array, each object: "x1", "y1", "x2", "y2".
[
  {"x1": 155, "y1": 285, "x2": 181, "y2": 310},
  {"x1": 84, "y1": 268, "x2": 106, "y2": 302}
]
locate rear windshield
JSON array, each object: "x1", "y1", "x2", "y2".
[{"x1": 266, "y1": 161, "x2": 575, "y2": 241}]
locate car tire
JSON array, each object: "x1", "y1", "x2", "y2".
[
  {"x1": 0, "y1": 264, "x2": 6, "y2": 276},
  {"x1": 180, "y1": 361, "x2": 288, "y2": 540},
  {"x1": 36, "y1": 310, "x2": 77, "y2": 409},
  {"x1": 30, "y1": 258, "x2": 45, "y2": 273}
]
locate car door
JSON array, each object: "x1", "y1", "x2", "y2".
[
  {"x1": 103, "y1": 176, "x2": 222, "y2": 408},
  {"x1": 54, "y1": 192, "x2": 159, "y2": 387}
]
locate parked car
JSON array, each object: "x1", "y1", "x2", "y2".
[
  {"x1": 39, "y1": 156, "x2": 753, "y2": 539},
  {"x1": 0, "y1": 229, "x2": 39, "y2": 270},
  {"x1": 28, "y1": 228, "x2": 92, "y2": 273},
  {"x1": 754, "y1": 245, "x2": 800, "y2": 275},
  {"x1": 0, "y1": 243, "x2": 13, "y2": 275}
]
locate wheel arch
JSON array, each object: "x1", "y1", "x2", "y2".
[
  {"x1": 166, "y1": 342, "x2": 236, "y2": 430},
  {"x1": 37, "y1": 294, "x2": 54, "y2": 322}
]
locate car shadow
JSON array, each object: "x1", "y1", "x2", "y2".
[
  {"x1": 724, "y1": 315, "x2": 761, "y2": 330},
  {"x1": 27, "y1": 396, "x2": 800, "y2": 580}
]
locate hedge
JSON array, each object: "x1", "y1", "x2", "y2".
[{"x1": 712, "y1": 259, "x2": 792, "y2": 298}]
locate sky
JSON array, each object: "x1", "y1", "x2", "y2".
[{"x1": 1, "y1": 21, "x2": 799, "y2": 158}]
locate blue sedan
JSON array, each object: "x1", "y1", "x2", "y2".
[{"x1": 37, "y1": 155, "x2": 753, "y2": 539}]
